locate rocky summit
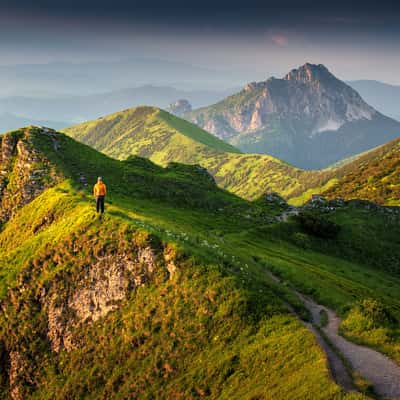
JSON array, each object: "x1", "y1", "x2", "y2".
[
  {"x1": 185, "y1": 63, "x2": 400, "y2": 168},
  {"x1": 0, "y1": 127, "x2": 62, "y2": 223},
  {"x1": 167, "y1": 99, "x2": 193, "y2": 116}
]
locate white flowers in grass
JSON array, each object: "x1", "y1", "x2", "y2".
[{"x1": 129, "y1": 215, "x2": 255, "y2": 283}]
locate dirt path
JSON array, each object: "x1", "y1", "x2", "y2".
[
  {"x1": 276, "y1": 208, "x2": 299, "y2": 222},
  {"x1": 266, "y1": 271, "x2": 355, "y2": 391},
  {"x1": 303, "y1": 319, "x2": 356, "y2": 391},
  {"x1": 300, "y1": 294, "x2": 400, "y2": 399},
  {"x1": 266, "y1": 270, "x2": 400, "y2": 398}
]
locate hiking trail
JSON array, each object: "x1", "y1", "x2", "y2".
[{"x1": 267, "y1": 270, "x2": 400, "y2": 398}]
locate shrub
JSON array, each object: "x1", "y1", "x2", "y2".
[
  {"x1": 295, "y1": 212, "x2": 341, "y2": 239},
  {"x1": 341, "y1": 299, "x2": 395, "y2": 333},
  {"x1": 340, "y1": 299, "x2": 396, "y2": 349},
  {"x1": 352, "y1": 298, "x2": 396, "y2": 328},
  {"x1": 291, "y1": 232, "x2": 311, "y2": 249}
]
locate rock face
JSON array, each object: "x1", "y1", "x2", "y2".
[
  {"x1": 9, "y1": 351, "x2": 28, "y2": 400},
  {"x1": 43, "y1": 247, "x2": 163, "y2": 353},
  {"x1": 2, "y1": 231, "x2": 178, "y2": 398},
  {"x1": 186, "y1": 63, "x2": 400, "y2": 169},
  {"x1": 263, "y1": 192, "x2": 288, "y2": 207},
  {"x1": 168, "y1": 99, "x2": 192, "y2": 116},
  {"x1": 0, "y1": 127, "x2": 61, "y2": 223}
]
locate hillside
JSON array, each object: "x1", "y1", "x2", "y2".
[
  {"x1": 65, "y1": 106, "x2": 239, "y2": 159},
  {"x1": 65, "y1": 106, "x2": 330, "y2": 202},
  {"x1": 65, "y1": 106, "x2": 400, "y2": 206},
  {"x1": 185, "y1": 63, "x2": 400, "y2": 169},
  {"x1": 2, "y1": 127, "x2": 400, "y2": 398},
  {"x1": 3, "y1": 126, "x2": 400, "y2": 398},
  {"x1": 322, "y1": 137, "x2": 400, "y2": 205}
]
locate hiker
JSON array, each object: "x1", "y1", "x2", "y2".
[{"x1": 93, "y1": 177, "x2": 107, "y2": 214}]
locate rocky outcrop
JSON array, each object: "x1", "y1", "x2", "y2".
[
  {"x1": 36, "y1": 239, "x2": 179, "y2": 353},
  {"x1": 168, "y1": 99, "x2": 192, "y2": 117},
  {"x1": 1, "y1": 229, "x2": 181, "y2": 397},
  {"x1": 0, "y1": 128, "x2": 61, "y2": 223},
  {"x1": 186, "y1": 63, "x2": 400, "y2": 169},
  {"x1": 262, "y1": 192, "x2": 288, "y2": 207},
  {"x1": 0, "y1": 133, "x2": 19, "y2": 198},
  {"x1": 190, "y1": 64, "x2": 376, "y2": 139},
  {"x1": 46, "y1": 256, "x2": 134, "y2": 351},
  {"x1": 9, "y1": 351, "x2": 29, "y2": 400},
  {"x1": 42, "y1": 247, "x2": 165, "y2": 352}
]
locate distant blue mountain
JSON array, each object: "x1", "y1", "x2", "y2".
[
  {"x1": 347, "y1": 80, "x2": 400, "y2": 121},
  {"x1": 0, "y1": 113, "x2": 67, "y2": 134},
  {"x1": 0, "y1": 85, "x2": 238, "y2": 125},
  {"x1": 0, "y1": 58, "x2": 245, "y2": 96}
]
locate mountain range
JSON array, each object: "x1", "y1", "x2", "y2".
[
  {"x1": 0, "y1": 86, "x2": 237, "y2": 133},
  {"x1": 0, "y1": 113, "x2": 67, "y2": 133},
  {"x1": 0, "y1": 58, "x2": 245, "y2": 97},
  {"x1": 348, "y1": 80, "x2": 400, "y2": 122},
  {"x1": 184, "y1": 63, "x2": 400, "y2": 169}
]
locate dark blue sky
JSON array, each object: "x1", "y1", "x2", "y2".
[
  {"x1": 2, "y1": 0, "x2": 399, "y2": 23},
  {"x1": 1, "y1": 0, "x2": 400, "y2": 84}
]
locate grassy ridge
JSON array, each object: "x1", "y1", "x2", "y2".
[
  {"x1": 65, "y1": 107, "x2": 400, "y2": 206},
  {"x1": 322, "y1": 138, "x2": 400, "y2": 205},
  {"x1": 64, "y1": 107, "x2": 331, "y2": 202},
  {"x1": 1, "y1": 128, "x2": 400, "y2": 397},
  {"x1": 0, "y1": 204, "x2": 344, "y2": 399},
  {"x1": 0, "y1": 128, "x2": 367, "y2": 399},
  {"x1": 66, "y1": 106, "x2": 239, "y2": 160}
]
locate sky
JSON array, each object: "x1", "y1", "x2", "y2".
[{"x1": 1, "y1": 0, "x2": 400, "y2": 86}]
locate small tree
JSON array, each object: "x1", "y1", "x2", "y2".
[{"x1": 295, "y1": 211, "x2": 341, "y2": 239}]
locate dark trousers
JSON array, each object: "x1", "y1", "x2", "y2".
[{"x1": 96, "y1": 196, "x2": 105, "y2": 213}]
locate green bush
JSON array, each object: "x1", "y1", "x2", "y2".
[
  {"x1": 295, "y1": 212, "x2": 341, "y2": 239},
  {"x1": 344, "y1": 299, "x2": 396, "y2": 331},
  {"x1": 340, "y1": 299, "x2": 397, "y2": 357}
]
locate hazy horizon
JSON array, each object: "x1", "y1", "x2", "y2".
[{"x1": 1, "y1": 0, "x2": 400, "y2": 95}]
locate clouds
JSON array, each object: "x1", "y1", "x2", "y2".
[
  {"x1": 271, "y1": 35, "x2": 289, "y2": 47},
  {"x1": 0, "y1": 0, "x2": 399, "y2": 85}
]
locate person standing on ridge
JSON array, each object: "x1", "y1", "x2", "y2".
[{"x1": 93, "y1": 177, "x2": 107, "y2": 214}]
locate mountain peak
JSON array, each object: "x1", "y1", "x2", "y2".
[
  {"x1": 167, "y1": 99, "x2": 192, "y2": 116},
  {"x1": 284, "y1": 63, "x2": 335, "y2": 84},
  {"x1": 186, "y1": 62, "x2": 400, "y2": 169},
  {"x1": 242, "y1": 64, "x2": 337, "y2": 93}
]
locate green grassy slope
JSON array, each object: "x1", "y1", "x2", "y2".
[
  {"x1": 322, "y1": 138, "x2": 400, "y2": 205},
  {"x1": 0, "y1": 127, "x2": 367, "y2": 399},
  {"x1": 1, "y1": 127, "x2": 400, "y2": 398},
  {"x1": 64, "y1": 107, "x2": 331, "y2": 202},
  {"x1": 65, "y1": 107, "x2": 400, "y2": 206},
  {"x1": 65, "y1": 106, "x2": 239, "y2": 160}
]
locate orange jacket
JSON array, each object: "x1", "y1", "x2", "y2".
[{"x1": 93, "y1": 182, "x2": 107, "y2": 196}]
